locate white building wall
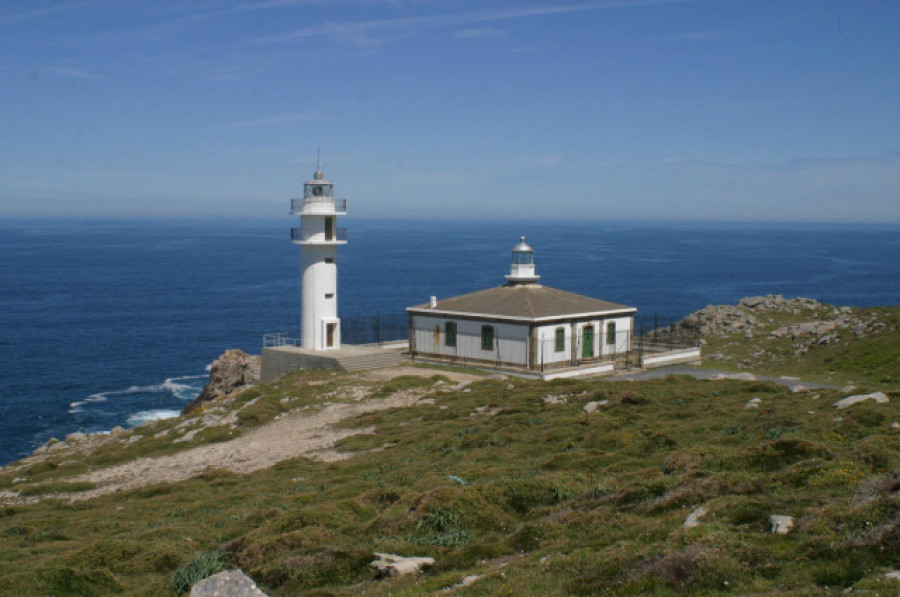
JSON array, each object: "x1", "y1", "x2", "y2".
[
  {"x1": 601, "y1": 316, "x2": 632, "y2": 358},
  {"x1": 536, "y1": 323, "x2": 572, "y2": 368},
  {"x1": 412, "y1": 315, "x2": 529, "y2": 366},
  {"x1": 410, "y1": 313, "x2": 634, "y2": 371}
]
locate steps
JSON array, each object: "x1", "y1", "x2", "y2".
[{"x1": 335, "y1": 349, "x2": 408, "y2": 372}]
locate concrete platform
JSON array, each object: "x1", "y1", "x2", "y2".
[{"x1": 260, "y1": 342, "x2": 408, "y2": 382}]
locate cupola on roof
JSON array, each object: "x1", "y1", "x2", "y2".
[{"x1": 512, "y1": 236, "x2": 533, "y2": 253}]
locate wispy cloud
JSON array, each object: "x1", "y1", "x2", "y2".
[
  {"x1": 0, "y1": 0, "x2": 115, "y2": 26},
  {"x1": 241, "y1": 0, "x2": 703, "y2": 48},
  {"x1": 454, "y1": 27, "x2": 504, "y2": 39},
  {"x1": 225, "y1": 0, "x2": 326, "y2": 14},
  {"x1": 645, "y1": 29, "x2": 729, "y2": 43},
  {"x1": 223, "y1": 112, "x2": 319, "y2": 128},
  {"x1": 43, "y1": 66, "x2": 101, "y2": 79}
]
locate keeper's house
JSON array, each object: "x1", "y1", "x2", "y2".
[{"x1": 406, "y1": 237, "x2": 637, "y2": 379}]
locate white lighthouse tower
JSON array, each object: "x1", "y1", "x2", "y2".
[{"x1": 290, "y1": 161, "x2": 347, "y2": 350}]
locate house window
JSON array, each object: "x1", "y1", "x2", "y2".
[
  {"x1": 481, "y1": 325, "x2": 494, "y2": 351},
  {"x1": 606, "y1": 321, "x2": 616, "y2": 345},
  {"x1": 554, "y1": 327, "x2": 565, "y2": 352},
  {"x1": 445, "y1": 322, "x2": 457, "y2": 347}
]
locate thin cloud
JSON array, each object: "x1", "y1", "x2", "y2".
[
  {"x1": 454, "y1": 27, "x2": 504, "y2": 39},
  {"x1": 223, "y1": 113, "x2": 319, "y2": 128},
  {"x1": 646, "y1": 29, "x2": 729, "y2": 43},
  {"x1": 43, "y1": 66, "x2": 101, "y2": 79},
  {"x1": 0, "y1": 0, "x2": 113, "y2": 26},
  {"x1": 225, "y1": 0, "x2": 326, "y2": 14},
  {"x1": 241, "y1": 0, "x2": 703, "y2": 47}
]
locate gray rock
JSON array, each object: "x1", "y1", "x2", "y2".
[
  {"x1": 684, "y1": 506, "x2": 708, "y2": 528},
  {"x1": 834, "y1": 391, "x2": 889, "y2": 409},
  {"x1": 582, "y1": 400, "x2": 609, "y2": 414},
  {"x1": 370, "y1": 552, "x2": 435, "y2": 577},
  {"x1": 191, "y1": 569, "x2": 269, "y2": 597},
  {"x1": 183, "y1": 350, "x2": 261, "y2": 415},
  {"x1": 769, "y1": 514, "x2": 794, "y2": 535}
]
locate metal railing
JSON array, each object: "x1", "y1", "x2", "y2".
[
  {"x1": 263, "y1": 333, "x2": 299, "y2": 348},
  {"x1": 290, "y1": 198, "x2": 347, "y2": 214},
  {"x1": 262, "y1": 315, "x2": 408, "y2": 350}
]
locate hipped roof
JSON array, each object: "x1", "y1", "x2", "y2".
[{"x1": 407, "y1": 284, "x2": 636, "y2": 323}]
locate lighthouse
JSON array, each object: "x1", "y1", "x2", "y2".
[
  {"x1": 505, "y1": 236, "x2": 540, "y2": 285},
  {"x1": 290, "y1": 163, "x2": 347, "y2": 350}
]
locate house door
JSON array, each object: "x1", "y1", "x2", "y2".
[
  {"x1": 326, "y1": 323, "x2": 336, "y2": 348},
  {"x1": 582, "y1": 325, "x2": 594, "y2": 359}
]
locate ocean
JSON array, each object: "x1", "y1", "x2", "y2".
[{"x1": 1, "y1": 218, "x2": 898, "y2": 465}]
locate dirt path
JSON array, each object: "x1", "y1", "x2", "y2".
[
  {"x1": 33, "y1": 366, "x2": 484, "y2": 503},
  {"x1": 64, "y1": 389, "x2": 430, "y2": 501}
]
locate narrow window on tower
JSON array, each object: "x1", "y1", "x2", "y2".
[
  {"x1": 325, "y1": 257, "x2": 334, "y2": 264},
  {"x1": 445, "y1": 321, "x2": 457, "y2": 347},
  {"x1": 481, "y1": 325, "x2": 494, "y2": 351},
  {"x1": 325, "y1": 293, "x2": 334, "y2": 299}
]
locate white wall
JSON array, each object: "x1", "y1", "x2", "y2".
[
  {"x1": 411, "y1": 313, "x2": 634, "y2": 370},
  {"x1": 601, "y1": 316, "x2": 633, "y2": 359},
  {"x1": 412, "y1": 315, "x2": 529, "y2": 366}
]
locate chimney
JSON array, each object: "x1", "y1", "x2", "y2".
[{"x1": 429, "y1": 296, "x2": 438, "y2": 308}]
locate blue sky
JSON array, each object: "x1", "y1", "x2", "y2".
[{"x1": 1, "y1": 0, "x2": 898, "y2": 221}]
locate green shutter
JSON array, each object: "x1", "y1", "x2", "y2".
[
  {"x1": 481, "y1": 325, "x2": 494, "y2": 351},
  {"x1": 445, "y1": 322, "x2": 457, "y2": 347}
]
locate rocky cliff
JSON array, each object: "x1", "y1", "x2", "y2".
[
  {"x1": 648, "y1": 294, "x2": 896, "y2": 380},
  {"x1": 183, "y1": 349, "x2": 261, "y2": 415}
]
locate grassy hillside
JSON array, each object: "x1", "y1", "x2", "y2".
[
  {"x1": 1, "y1": 320, "x2": 899, "y2": 595},
  {"x1": 655, "y1": 301, "x2": 899, "y2": 389}
]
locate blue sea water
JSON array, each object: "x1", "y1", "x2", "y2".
[{"x1": 1, "y1": 218, "x2": 898, "y2": 465}]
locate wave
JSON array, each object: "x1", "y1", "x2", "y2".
[
  {"x1": 126, "y1": 409, "x2": 181, "y2": 427},
  {"x1": 81, "y1": 377, "x2": 205, "y2": 403}
]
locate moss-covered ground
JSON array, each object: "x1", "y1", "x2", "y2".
[{"x1": 1, "y1": 329, "x2": 899, "y2": 596}]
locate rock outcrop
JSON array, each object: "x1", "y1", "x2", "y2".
[
  {"x1": 191, "y1": 569, "x2": 269, "y2": 597},
  {"x1": 646, "y1": 294, "x2": 892, "y2": 365},
  {"x1": 183, "y1": 349, "x2": 260, "y2": 415}
]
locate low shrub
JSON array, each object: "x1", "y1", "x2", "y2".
[{"x1": 172, "y1": 551, "x2": 227, "y2": 595}]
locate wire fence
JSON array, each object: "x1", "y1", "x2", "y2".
[
  {"x1": 340, "y1": 313, "x2": 409, "y2": 345},
  {"x1": 633, "y1": 314, "x2": 701, "y2": 353}
]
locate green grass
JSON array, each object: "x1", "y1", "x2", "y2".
[
  {"x1": 700, "y1": 305, "x2": 899, "y2": 388},
  {"x1": 0, "y1": 326, "x2": 898, "y2": 596}
]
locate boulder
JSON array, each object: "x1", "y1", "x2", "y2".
[
  {"x1": 582, "y1": 400, "x2": 608, "y2": 414},
  {"x1": 769, "y1": 515, "x2": 794, "y2": 535},
  {"x1": 191, "y1": 569, "x2": 269, "y2": 597},
  {"x1": 183, "y1": 350, "x2": 260, "y2": 415},
  {"x1": 684, "y1": 506, "x2": 708, "y2": 528},
  {"x1": 834, "y1": 391, "x2": 889, "y2": 409},
  {"x1": 370, "y1": 553, "x2": 435, "y2": 577}
]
